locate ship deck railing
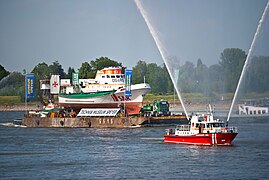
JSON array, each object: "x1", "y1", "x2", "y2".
[{"x1": 214, "y1": 127, "x2": 238, "y2": 133}]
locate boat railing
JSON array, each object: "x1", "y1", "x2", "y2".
[
  {"x1": 227, "y1": 127, "x2": 238, "y2": 133},
  {"x1": 214, "y1": 128, "x2": 224, "y2": 133},
  {"x1": 165, "y1": 128, "x2": 173, "y2": 135},
  {"x1": 214, "y1": 127, "x2": 238, "y2": 133}
]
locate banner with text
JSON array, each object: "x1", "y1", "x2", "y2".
[
  {"x1": 125, "y1": 69, "x2": 132, "y2": 96},
  {"x1": 25, "y1": 74, "x2": 34, "y2": 99},
  {"x1": 77, "y1": 108, "x2": 120, "y2": 117},
  {"x1": 72, "y1": 72, "x2": 79, "y2": 85}
]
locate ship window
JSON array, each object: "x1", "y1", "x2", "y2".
[
  {"x1": 250, "y1": 111, "x2": 252, "y2": 114},
  {"x1": 213, "y1": 123, "x2": 220, "y2": 127},
  {"x1": 102, "y1": 76, "x2": 105, "y2": 78},
  {"x1": 107, "y1": 75, "x2": 110, "y2": 78},
  {"x1": 262, "y1": 110, "x2": 266, "y2": 114},
  {"x1": 258, "y1": 110, "x2": 261, "y2": 114},
  {"x1": 116, "y1": 75, "x2": 120, "y2": 78},
  {"x1": 198, "y1": 117, "x2": 204, "y2": 122},
  {"x1": 111, "y1": 75, "x2": 115, "y2": 78},
  {"x1": 254, "y1": 111, "x2": 256, "y2": 114}
]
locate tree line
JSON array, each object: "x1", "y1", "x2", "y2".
[
  {"x1": 0, "y1": 48, "x2": 269, "y2": 102},
  {"x1": 133, "y1": 48, "x2": 269, "y2": 95},
  {"x1": 0, "y1": 57, "x2": 122, "y2": 100}
]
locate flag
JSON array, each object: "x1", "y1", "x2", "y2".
[
  {"x1": 125, "y1": 69, "x2": 132, "y2": 96},
  {"x1": 72, "y1": 72, "x2": 79, "y2": 85},
  {"x1": 25, "y1": 74, "x2": 34, "y2": 98},
  {"x1": 50, "y1": 75, "x2": 60, "y2": 94}
]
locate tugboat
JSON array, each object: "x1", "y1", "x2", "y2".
[{"x1": 164, "y1": 105, "x2": 238, "y2": 145}]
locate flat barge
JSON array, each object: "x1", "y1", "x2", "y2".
[{"x1": 22, "y1": 115, "x2": 188, "y2": 128}]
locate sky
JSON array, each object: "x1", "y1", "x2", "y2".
[{"x1": 0, "y1": 0, "x2": 268, "y2": 73}]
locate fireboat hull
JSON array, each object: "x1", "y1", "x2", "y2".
[{"x1": 164, "y1": 133, "x2": 238, "y2": 145}]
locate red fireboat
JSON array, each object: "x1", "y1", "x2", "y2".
[{"x1": 164, "y1": 106, "x2": 238, "y2": 146}]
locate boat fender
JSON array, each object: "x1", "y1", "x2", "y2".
[
  {"x1": 60, "y1": 120, "x2": 64, "y2": 127},
  {"x1": 36, "y1": 120, "x2": 40, "y2": 126}
]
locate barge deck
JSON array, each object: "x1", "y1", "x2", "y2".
[{"x1": 22, "y1": 115, "x2": 188, "y2": 128}]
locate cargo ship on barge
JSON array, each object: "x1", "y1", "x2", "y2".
[
  {"x1": 22, "y1": 67, "x2": 189, "y2": 128},
  {"x1": 58, "y1": 67, "x2": 150, "y2": 115}
]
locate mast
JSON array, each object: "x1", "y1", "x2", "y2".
[
  {"x1": 124, "y1": 69, "x2": 126, "y2": 117},
  {"x1": 25, "y1": 74, "x2": 27, "y2": 114}
]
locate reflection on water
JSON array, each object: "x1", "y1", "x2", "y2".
[{"x1": 0, "y1": 112, "x2": 268, "y2": 179}]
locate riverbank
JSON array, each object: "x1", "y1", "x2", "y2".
[
  {"x1": 169, "y1": 101, "x2": 231, "y2": 112},
  {"x1": 0, "y1": 103, "x2": 42, "y2": 111}
]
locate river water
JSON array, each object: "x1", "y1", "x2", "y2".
[{"x1": 0, "y1": 111, "x2": 268, "y2": 179}]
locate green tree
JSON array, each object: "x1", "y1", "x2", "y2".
[
  {"x1": 219, "y1": 48, "x2": 246, "y2": 92},
  {"x1": 132, "y1": 60, "x2": 147, "y2": 84},
  {"x1": 79, "y1": 62, "x2": 92, "y2": 79},
  {"x1": 31, "y1": 62, "x2": 51, "y2": 100},
  {"x1": 177, "y1": 61, "x2": 195, "y2": 93},
  {"x1": 146, "y1": 63, "x2": 160, "y2": 94},
  {"x1": 49, "y1": 61, "x2": 65, "y2": 78},
  {"x1": 162, "y1": 64, "x2": 174, "y2": 93},
  {"x1": 0, "y1": 72, "x2": 24, "y2": 98},
  {"x1": 66, "y1": 67, "x2": 75, "y2": 79},
  {"x1": 90, "y1": 57, "x2": 122, "y2": 71},
  {"x1": 194, "y1": 59, "x2": 209, "y2": 94},
  {"x1": 242, "y1": 56, "x2": 269, "y2": 93},
  {"x1": 208, "y1": 64, "x2": 223, "y2": 93},
  {"x1": 145, "y1": 63, "x2": 170, "y2": 94},
  {"x1": 158, "y1": 64, "x2": 173, "y2": 94},
  {"x1": 0, "y1": 65, "x2": 10, "y2": 81},
  {"x1": 31, "y1": 62, "x2": 50, "y2": 79}
]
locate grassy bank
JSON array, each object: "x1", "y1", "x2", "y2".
[
  {"x1": 144, "y1": 92, "x2": 269, "y2": 104},
  {"x1": 143, "y1": 93, "x2": 232, "y2": 104},
  {"x1": 0, "y1": 96, "x2": 21, "y2": 104}
]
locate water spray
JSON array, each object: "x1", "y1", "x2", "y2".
[
  {"x1": 134, "y1": 0, "x2": 189, "y2": 120},
  {"x1": 227, "y1": 1, "x2": 269, "y2": 122}
]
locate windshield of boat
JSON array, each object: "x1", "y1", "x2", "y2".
[{"x1": 176, "y1": 125, "x2": 190, "y2": 131}]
